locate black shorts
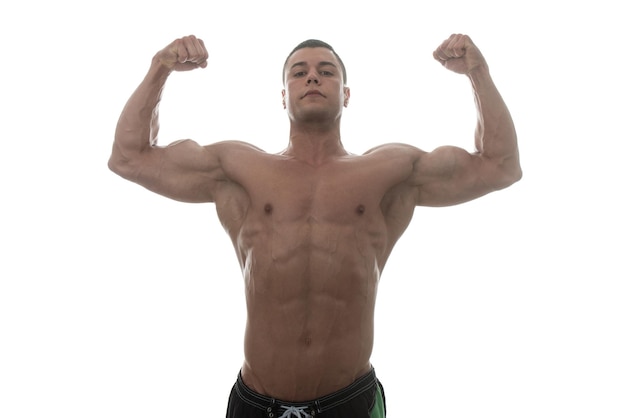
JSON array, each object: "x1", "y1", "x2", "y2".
[{"x1": 226, "y1": 368, "x2": 386, "y2": 417}]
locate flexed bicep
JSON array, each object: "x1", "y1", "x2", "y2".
[
  {"x1": 413, "y1": 145, "x2": 498, "y2": 207},
  {"x1": 114, "y1": 139, "x2": 226, "y2": 203},
  {"x1": 109, "y1": 35, "x2": 219, "y2": 202}
]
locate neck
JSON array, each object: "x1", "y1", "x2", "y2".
[{"x1": 283, "y1": 121, "x2": 347, "y2": 165}]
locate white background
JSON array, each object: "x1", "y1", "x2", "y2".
[{"x1": 1, "y1": 1, "x2": 624, "y2": 417}]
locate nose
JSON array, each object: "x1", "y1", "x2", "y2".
[{"x1": 306, "y1": 73, "x2": 319, "y2": 85}]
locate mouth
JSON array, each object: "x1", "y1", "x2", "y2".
[{"x1": 302, "y1": 90, "x2": 325, "y2": 98}]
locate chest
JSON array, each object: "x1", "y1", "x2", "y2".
[{"x1": 247, "y1": 161, "x2": 388, "y2": 224}]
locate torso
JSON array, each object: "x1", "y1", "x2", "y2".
[{"x1": 213, "y1": 143, "x2": 419, "y2": 401}]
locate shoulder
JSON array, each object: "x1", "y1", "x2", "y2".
[
  {"x1": 203, "y1": 140, "x2": 270, "y2": 166},
  {"x1": 341, "y1": 143, "x2": 426, "y2": 189},
  {"x1": 204, "y1": 140, "x2": 267, "y2": 155},
  {"x1": 363, "y1": 142, "x2": 425, "y2": 159},
  {"x1": 361, "y1": 143, "x2": 427, "y2": 176},
  {"x1": 204, "y1": 140, "x2": 285, "y2": 184}
]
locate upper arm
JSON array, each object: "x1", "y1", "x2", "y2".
[
  {"x1": 411, "y1": 145, "x2": 518, "y2": 207},
  {"x1": 109, "y1": 139, "x2": 238, "y2": 203}
]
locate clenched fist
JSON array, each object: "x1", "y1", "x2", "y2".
[
  {"x1": 155, "y1": 35, "x2": 209, "y2": 72},
  {"x1": 433, "y1": 34, "x2": 487, "y2": 75}
]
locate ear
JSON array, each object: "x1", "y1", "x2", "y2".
[
  {"x1": 281, "y1": 89, "x2": 286, "y2": 109},
  {"x1": 343, "y1": 86, "x2": 351, "y2": 108}
]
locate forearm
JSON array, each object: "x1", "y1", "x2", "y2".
[
  {"x1": 110, "y1": 58, "x2": 172, "y2": 167},
  {"x1": 469, "y1": 67, "x2": 520, "y2": 173}
]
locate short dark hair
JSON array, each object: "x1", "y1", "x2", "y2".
[{"x1": 283, "y1": 39, "x2": 347, "y2": 85}]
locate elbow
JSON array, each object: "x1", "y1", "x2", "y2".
[
  {"x1": 108, "y1": 157, "x2": 122, "y2": 176},
  {"x1": 481, "y1": 153, "x2": 522, "y2": 191},
  {"x1": 108, "y1": 140, "x2": 124, "y2": 174},
  {"x1": 512, "y1": 165, "x2": 523, "y2": 184},
  {"x1": 108, "y1": 151, "x2": 134, "y2": 180},
  {"x1": 108, "y1": 152, "x2": 124, "y2": 176},
  {"x1": 108, "y1": 139, "x2": 143, "y2": 180},
  {"x1": 496, "y1": 159, "x2": 523, "y2": 190},
  {"x1": 508, "y1": 154, "x2": 523, "y2": 184}
]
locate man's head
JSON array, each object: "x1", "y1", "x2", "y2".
[
  {"x1": 282, "y1": 40, "x2": 350, "y2": 123},
  {"x1": 283, "y1": 39, "x2": 347, "y2": 86}
]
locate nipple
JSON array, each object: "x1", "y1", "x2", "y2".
[
  {"x1": 264, "y1": 203, "x2": 273, "y2": 214},
  {"x1": 356, "y1": 204, "x2": 365, "y2": 215}
]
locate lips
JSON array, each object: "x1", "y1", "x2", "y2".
[{"x1": 302, "y1": 89, "x2": 325, "y2": 98}]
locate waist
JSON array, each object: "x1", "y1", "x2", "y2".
[
  {"x1": 243, "y1": 321, "x2": 374, "y2": 400},
  {"x1": 234, "y1": 367, "x2": 378, "y2": 414}
]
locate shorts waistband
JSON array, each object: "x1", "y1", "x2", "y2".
[{"x1": 234, "y1": 368, "x2": 378, "y2": 416}]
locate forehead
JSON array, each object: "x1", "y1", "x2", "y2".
[{"x1": 286, "y1": 47, "x2": 340, "y2": 69}]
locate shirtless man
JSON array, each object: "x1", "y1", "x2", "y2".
[{"x1": 109, "y1": 34, "x2": 521, "y2": 417}]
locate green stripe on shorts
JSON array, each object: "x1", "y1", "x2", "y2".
[{"x1": 369, "y1": 384, "x2": 386, "y2": 417}]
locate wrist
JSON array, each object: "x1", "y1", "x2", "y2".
[
  {"x1": 150, "y1": 54, "x2": 175, "y2": 77},
  {"x1": 136, "y1": 59, "x2": 172, "y2": 96},
  {"x1": 467, "y1": 64, "x2": 493, "y2": 89}
]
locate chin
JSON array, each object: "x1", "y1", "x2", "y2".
[{"x1": 297, "y1": 108, "x2": 339, "y2": 122}]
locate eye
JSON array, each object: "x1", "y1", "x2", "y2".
[
  {"x1": 320, "y1": 70, "x2": 334, "y2": 76},
  {"x1": 293, "y1": 71, "x2": 306, "y2": 77}
]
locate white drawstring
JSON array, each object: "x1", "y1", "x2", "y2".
[{"x1": 277, "y1": 405, "x2": 313, "y2": 418}]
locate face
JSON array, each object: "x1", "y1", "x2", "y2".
[{"x1": 282, "y1": 47, "x2": 350, "y2": 122}]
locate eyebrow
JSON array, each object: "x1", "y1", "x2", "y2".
[{"x1": 290, "y1": 61, "x2": 338, "y2": 71}]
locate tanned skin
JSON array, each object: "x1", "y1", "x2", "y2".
[{"x1": 109, "y1": 34, "x2": 521, "y2": 402}]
